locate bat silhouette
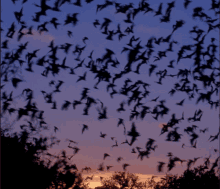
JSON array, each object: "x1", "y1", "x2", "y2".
[
  {"x1": 103, "y1": 153, "x2": 110, "y2": 160},
  {"x1": 100, "y1": 132, "x2": 107, "y2": 138},
  {"x1": 127, "y1": 122, "x2": 140, "y2": 146},
  {"x1": 176, "y1": 99, "x2": 185, "y2": 106},
  {"x1": 184, "y1": 0, "x2": 192, "y2": 9},
  {"x1": 82, "y1": 124, "x2": 88, "y2": 134}
]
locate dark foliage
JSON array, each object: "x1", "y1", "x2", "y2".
[{"x1": 1, "y1": 128, "x2": 88, "y2": 189}]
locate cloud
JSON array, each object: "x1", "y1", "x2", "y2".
[
  {"x1": 22, "y1": 29, "x2": 55, "y2": 43},
  {"x1": 4, "y1": 29, "x2": 55, "y2": 51}
]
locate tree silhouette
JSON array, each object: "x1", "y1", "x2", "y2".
[
  {"x1": 1, "y1": 0, "x2": 220, "y2": 188},
  {"x1": 1, "y1": 128, "x2": 89, "y2": 189},
  {"x1": 99, "y1": 171, "x2": 147, "y2": 189},
  {"x1": 145, "y1": 163, "x2": 219, "y2": 189}
]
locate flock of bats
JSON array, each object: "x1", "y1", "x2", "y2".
[{"x1": 1, "y1": 0, "x2": 220, "y2": 179}]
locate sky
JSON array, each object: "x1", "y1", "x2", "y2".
[{"x1": 1, "y1": 0, "x2": 219, "y2": 188}]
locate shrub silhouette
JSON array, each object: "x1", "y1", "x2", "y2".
[{"x1": 1, "y1": 128, "x2": 89, "y2": 189}]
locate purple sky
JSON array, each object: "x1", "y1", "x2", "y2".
[{"x1": 1, "y1": 0, "x2": 219, "y2": 188}]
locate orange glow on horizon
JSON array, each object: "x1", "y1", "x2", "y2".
[{"x1": 83, "y1": 173, "x2": 165, "y2": 189}]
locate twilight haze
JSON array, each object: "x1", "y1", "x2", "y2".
[{"x1": 1, "y1": 0, "x2": 219, "y2": 188}]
